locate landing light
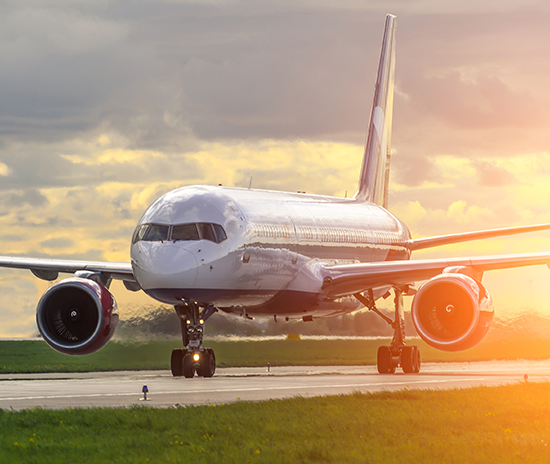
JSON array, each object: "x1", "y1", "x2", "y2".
[
  {"x1": 186, "y1": 320, "x2": 191, "y2": 325},
  {"x1": 193, "y1": 353, "x2": 200, "y2": 362},
  {"x1": 199, "y1": 319, "x2": 204, "y2": 325}
]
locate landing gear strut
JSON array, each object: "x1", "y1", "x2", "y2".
[
  {"x1": 170, "y1": 301, "x2": 217, "y2": 378},
  {"x1": 354, "y1": 288, "x2": 421, "y2": 374}
]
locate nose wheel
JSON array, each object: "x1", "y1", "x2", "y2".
[{"x1": 170, "y1": 302, "x2": 217, "y2": 378}]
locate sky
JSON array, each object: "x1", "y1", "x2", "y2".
[{"x1": 2, "y1": 0, "x2": 550, "y2": 336}]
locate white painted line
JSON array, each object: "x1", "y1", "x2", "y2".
[{"x1": 0, "y1": 378, "x2": 490, "y2": 402}]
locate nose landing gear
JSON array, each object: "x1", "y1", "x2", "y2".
[{"x1": 170, "y1": 301, "x2": 217, "y2": 378}]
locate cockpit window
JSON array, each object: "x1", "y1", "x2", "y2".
[
  {"x1": 143, "y1": 224, "x2": 169, "y2": 242},
  {"x1": 133, "y1": 222, "x2": 227, "y2": 244},
  {"x1": 133, "y1": 224, "x2": 150, "y2": 244},
  {"x1": 198, "y1": 223, "x2": 217, "y2": 242},
  {"x1": 172, "y1": 224, "x2": 200, "y2": 241},
  {"x1": 212, "y1": 224, "x2": 227, "y2": 243}
]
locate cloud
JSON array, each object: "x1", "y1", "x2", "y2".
[
  {"x1": 2, "y1": 1, "x2": 550, "y2": 335},
  {"x1": 471, "y1": 159, "x2": 517, "y2": 187},
  {"x1": 5, "y1": 189, "x2": 49, "y2": 207},
  {"x1": 392, "y1": 154, "x2": 441, "y2": 187},
  {"x1": 407, "y1": 72, "x2": 544, "y2": 130},
  {"x1": 40, "y1": 237, "x2": 74, "y2": 249}
]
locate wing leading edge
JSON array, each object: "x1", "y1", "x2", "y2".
[
  {"x1": 0, "y1": 256, "x2": 135, "y2": 283},
  {"x1": 321, "y1": 252, "x2": 550, "y2": 298},
  {"x1": 409, "y1": 223, "x2": 550, "y2": 251}
]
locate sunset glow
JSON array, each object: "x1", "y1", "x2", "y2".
[{"x1": 2, "y1": 1, "x2": 550, "y2": 335}]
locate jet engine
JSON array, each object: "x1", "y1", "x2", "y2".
[
  {"x1": 411, "y1": 272, "x2": 494, "y2": 351},
  {"x1": 36, "y1": 277, "x2": 119, "y2": 355}
]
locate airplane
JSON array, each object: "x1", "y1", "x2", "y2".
[{"x1": 2, "y1": 14, "x2": 550, "y2": 377}]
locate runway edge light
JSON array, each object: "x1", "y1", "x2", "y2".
[{"x1": 140, "y1": 385, "x2": 150, "y2": 401}]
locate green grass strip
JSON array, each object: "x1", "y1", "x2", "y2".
[
  {"x1": 2, "y1": 337, "x2": 550, "y2": 373},
  {"x1": 2, "y1": 383, "x2": 550, "y2": 463}
]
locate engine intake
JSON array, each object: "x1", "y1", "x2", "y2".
[
  {"x1": 411, "y1": 273, "x2": 494, "y2": 351},
  {"x1": 36, "y1": 277, "x2": 118, "y2": 355}
]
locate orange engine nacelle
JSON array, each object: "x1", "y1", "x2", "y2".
[{"x1": 411, "y1": 273, "x2": 494, "y2": 352}]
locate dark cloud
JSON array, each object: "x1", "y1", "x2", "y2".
[
  {"x1": 13, "y1": 215, "x2": 73, "y2": 228},
  {"x1": 471, "y1": 160, "x2": 517, "y2": 187},
  {"x1": 391, "y1": 154, "x2": 440, "y2": 187},
  {"x1": 405, "y1": 72, "x2": 543, "y2": 130},
  {"x1": 40, "y1": 237, "x2": 73, "y2": 249},
  {"x1": 97, "y1": 225, "x2": 135, "y2": 240},
  {"x1": 18, "y1": 248, "x2": 104, "y2": 261},
  {"x1": 0, "y1": 2, "x2": 384, "y2": 151},
  {"x1": 5, "y1": 189, "x2": 49, "y2": 207},
  {"x1": 0, "y1": 146, "x2": 203, "y2": 191},
  {"x1": 0, "y1": 234, "x2": 27, "y2": 242},
  {"x1": 2, "y1": 1, "x2": 550, "y2": 167}
]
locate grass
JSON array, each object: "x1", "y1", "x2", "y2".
[
  {"x1": 2, "y1": 383, "x2": 550, "y2": 463},
  {"x1": 2, "y1": 335, "x2": 550, "y2": 373}
]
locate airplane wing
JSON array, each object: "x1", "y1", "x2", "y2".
[
  {"x1": 409, "y1": 223, "x2": 550, "y2": 251},
  {"x1": 321, "y1": 252, "x2": 550, "y2": 298},
  {"x1": 0, "y1": 256, "x2": 135, "y2": 283}
]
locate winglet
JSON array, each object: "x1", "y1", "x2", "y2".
[{"x1": 354, "y1": 14, "x2": 397, "y2": 207}]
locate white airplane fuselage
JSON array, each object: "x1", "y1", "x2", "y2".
[{"x1": 131, "y1": 185, "x2": 411, "y2": 318}]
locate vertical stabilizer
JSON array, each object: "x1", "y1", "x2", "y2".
[{"x1": 354, "y1": 14, "x2": 397, "y2": 207}]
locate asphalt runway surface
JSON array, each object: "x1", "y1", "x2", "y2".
[{"x1": 1, "y1": 361, "x2": 549, "y2": 411}]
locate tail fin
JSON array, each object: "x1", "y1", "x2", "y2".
[{"x1": 354, "y1": 14, "x2": 397, "y2": 207}]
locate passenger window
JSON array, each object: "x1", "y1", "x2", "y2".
[
  {"x1": 133, "y1": 224, "x2": 150, "y2": 244},
  {"x1": 212, "y1": 224, "x2": 227, "y2": 243},
  {"x1": 198, "y1": 223, "x2": 217, "y2": 242},
  {"x1": 172, "y1": 224, "x2": 200, "y2": 241},
  {"x1": 144, "y1": 224, "x2": 169, "y2": 242}
]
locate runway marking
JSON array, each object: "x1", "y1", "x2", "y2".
[{"x1": 0, "y1": 377, "x2": 489, "y2": 402}]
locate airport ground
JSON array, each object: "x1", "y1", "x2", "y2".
[
  {"x1": 1, "y1": 365, "x2": 550, "y2": 463},
  {"x1": 3, "y1": 335, "x2": 550, "y2": 373},
  {"x1": 0, "y1": 361, "x2": 549, "y2": 410},
  {"x1": 2, "y1": 338, "x2": 550, "y2": 462}
]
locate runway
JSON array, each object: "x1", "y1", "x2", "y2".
[{"x1": 1, "y1": 361, "x2": 549, "y2": 411}]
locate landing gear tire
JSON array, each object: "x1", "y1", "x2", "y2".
[
  {"x1": 198, "y1": 348, "x2": 216, "y2": 378},
  {"x1": 401, "y1": 345, "x2": 421, "y2": 374},
  {"x1": 170, "y1": 349, "x2": 185, "y2": 377},
  {"x1": 357, "y1": 288, "x2": 423, "y2": 375},
  {"x1": 413, "y1": 346, "x2": 421, "y2": 373},
  {"x1": 377, "y1": 346, "x2": 395, "y2": 374},
  {"x1": 401, "y1": 346, "x2": 415, "y2": 373},
  {"x1": 183, "y1": 353, "x2": 195, "y2": 378}
]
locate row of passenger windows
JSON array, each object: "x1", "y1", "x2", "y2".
[
  {"x1": 251, "y1": 224, "x2": 401, "y2": 245},
  {"x1": 133, "y1": 222, "x2": 228, "y2": 244}
]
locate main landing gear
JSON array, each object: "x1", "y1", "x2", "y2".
[
  {"x1": 354, "y1": 288, "x2": 421, "y2": 374},
  {"x1": 170, "y1": 301, "x2": 217, "y2": 378}
]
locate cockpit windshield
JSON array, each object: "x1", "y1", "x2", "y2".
[
  {"x1": 144, "y1": 224, "x2": 169, "y2": 242},
  {"x1": 172, "y1": 224, "x2": 200, "y2": 241},
  {"x1": 133, "y1": 222, "x2": 227, "y2": 244}
]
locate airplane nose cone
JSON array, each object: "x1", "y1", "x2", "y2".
[{"x1": 132, "y1": 244, "x2": 198, "y2": 289}]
